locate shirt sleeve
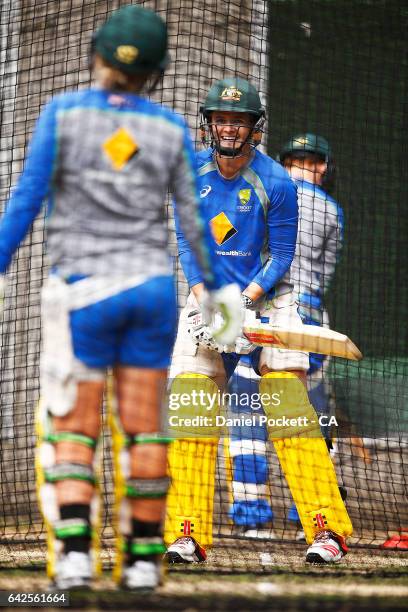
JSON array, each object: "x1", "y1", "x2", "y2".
[
  {"x1": 174, "y1": 210, "x2": 204, "y2": 288},
  {"x1": 252, "y1": 176, "x2": 298, "y2": 292},
  {"x1": 322, "y1": 203, "x2": 344, "y2": 293},
  {"x1": 170, "y1": 123, "x2": 220, "y2": 291},
  {"x1": 0, "y1": 99, "x2": 58, "y2": 273}
]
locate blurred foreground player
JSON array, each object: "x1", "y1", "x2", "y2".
[
  {"x1": 164, "y1": 79, "x2": 352, "y2": 565},
  {"x1": 0, "y1": 6, "x2": 241, "y2": 591}
]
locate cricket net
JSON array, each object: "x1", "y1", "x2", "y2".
[{"x1": 0, "y1": 0, "x2": 407, "y2": 571}]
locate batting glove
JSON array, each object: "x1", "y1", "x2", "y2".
[
  {"x1": 201, "y1": 283, "x2": 243, "y2": 346},
  {"x1": 187, "y1": 309, "x2": 225, "y2": 353},
  {"x1": 224, "y1": 299, "x2": 257, "y2": 354}
]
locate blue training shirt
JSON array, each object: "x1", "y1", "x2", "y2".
[
  {"x1": 175, "y1": 147, "x2": 298, "y2": 298},
  {"x1": 0, "y1": 88, "x2": 221, "y2": 290}
]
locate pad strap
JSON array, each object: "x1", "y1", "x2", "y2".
[
  {"x1": 126, "y1": 476, "x2": 170, "y2": 499},
  {"x1": 46, "y1": 432, "x2": 97, "y2": 448},
  {"x1": 127, "y1": 433, "x2": 172, "y2": 446},
  {"x1": 54, "y1": 518, "x2": 91, "y2": 540},
  {"x1": 44, "y1": 462, "x2": 95, "y2": 484},
  {"x1": 126, "y1": 537, "x2": 166, "y2": 556}
]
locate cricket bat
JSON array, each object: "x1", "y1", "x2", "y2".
[{"x1": 244, "y1": 323, "x2": 362, "y2": 361}]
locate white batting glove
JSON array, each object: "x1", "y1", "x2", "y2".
[
  {"x1": 187, "y1": 309, "x2": 225, "y2": 353},
  {"x1": 201, "y1": 283, "x2": 243, "y2": 346},
  {"x1": 223, "y1": 297, "x2": 257, "y2": 354}
]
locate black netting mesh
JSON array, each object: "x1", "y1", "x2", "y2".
[{"x1": 0, "y1": 0, "x2": 407, "y2": 571}]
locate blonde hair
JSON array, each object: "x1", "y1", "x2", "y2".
[{"x1": 92, "y1": 54, "x2": 147, "y2": 93}]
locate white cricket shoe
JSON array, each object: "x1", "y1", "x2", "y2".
[
  {"x1": 165, "y1": 536, "x2": 207, "y2": 563},
  {"x1": 122, "y1": 560, "x2": 161, "y2": 591},
  {"x1": 306, "y1": 530, "x2": 347, "y2": 564},
  {"x1": 53, "y1": 551, "x2": 92, "y2": 590}
]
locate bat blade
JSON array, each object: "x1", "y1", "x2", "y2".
[{"x1": 244, "y1": 324, "x2": 362, "y2": 361}]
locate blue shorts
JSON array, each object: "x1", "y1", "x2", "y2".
[{"x1": 69, "y1": 275, "x2": 177, "y2": 369}]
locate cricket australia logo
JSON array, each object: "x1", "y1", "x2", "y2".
[
  {"x1": 237, "y1": 188, "x2": 252, "y2": 211},
  {"x1": 220, "y1": 86, "x2": 242, "y2": 101}
]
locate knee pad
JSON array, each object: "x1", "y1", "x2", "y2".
[
  {"x1": 168, "y1": 372, "x2": 223, "y2": 438},
  {"x1": 259, "y1": 371, "x2": 321, "y2": 438},
  {"x1": 164, "y1": 374, "x2": 220, "y2": 547},
  {"x1": 35, "y1": 401, "x2": 102, "y2": 579},
  {"x1": 260, "y1": 372, "x2": 352, "y2": 543}
]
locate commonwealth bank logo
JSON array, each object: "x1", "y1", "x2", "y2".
[
  {"x1": 103, "y1": 127, "x2": 139, "y2": 170},
  {"x1": 209, "y1": 212, "x2": 237, "y2": 246}
]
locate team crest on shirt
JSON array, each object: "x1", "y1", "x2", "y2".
[
  {"x1": 220, "y1": 86, "x2": 242, "y2": 102},
  {"x1": 237, "y1": 188, "x2": 252, "y2": 211}
]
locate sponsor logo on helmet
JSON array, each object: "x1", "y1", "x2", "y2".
[
  {"x1": 200, "y1": 185, "x2": 212, "y2": 198},
  {"x1": 238, "y1": 189, "x2": 251, "y2": 206},
  {"x1": 220, "y1": 86, "x2": 242, "y2": 102},
  {"x1": 114, "y1": 45, "x2": 139, "y2": 64}
]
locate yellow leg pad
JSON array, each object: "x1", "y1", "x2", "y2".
[
  {"x1": 165, "y1": 373, "x2": 221, "y2": 547},
  {"x1": 223, "y1": 437, "x2": 234, "y2": 511},
  {"x1": 165, "y1": 438, "x2": 218, "y2": 546},
  {"x1": 260, "y1": 372, "x2": 352, "y2": 543},
  {"x1": 167, "y1": 372, "x2": 223, "y2": 438},
  {"x1": 107, "y1": 378, "x2": 129, "y2": 584}
]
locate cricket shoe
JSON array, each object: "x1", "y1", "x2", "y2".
[
  {"x1": 52, "y1": 551, "x2": 92, "y2": 590},
  {"x1": 306, "y1": 530, "x2": 348, "y2": 564},
  {"x1": 121, "y1": 560, "x2": 161, "y2": 592},
  {"x1": 165, "y1": 536, "x2": 207, "y2": 563}
]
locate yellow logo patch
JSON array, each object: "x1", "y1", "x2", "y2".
[
  {"x1": 238, "y1": 189, "x2": 251, "y2": 206},
  {"x1": 220, "y1": 86, "x2": 242, "y2": 102},
  {"x1": 209, "y1": 212, "x2": 237, "y2": 246},
  {"x1": 114, "y1": 45, "x2": 139, "y2": 64},
  {"x1": 103, "y1": 127, "x2": 139, "y2": 171}
]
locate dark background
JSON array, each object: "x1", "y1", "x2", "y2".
[{"x1": 266, "y1": 0, "x2": 407, "y2": 359}]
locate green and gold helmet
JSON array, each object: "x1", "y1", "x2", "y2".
[
  {"x1": 277, "y1": 133, "x2": 336, "y2": 192},
  {"x1": 200, "y1": 77, "x2": 265, "y2": 157},
  {"x1": 93, "y1": 6, "x2": 169, "y2": 75},
  {"x1": 201, "y1": 77, "x2": 265, "y2": 119},
  {"x1": 277, "y1": 133, "x2": 331, "y2": 163}
]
